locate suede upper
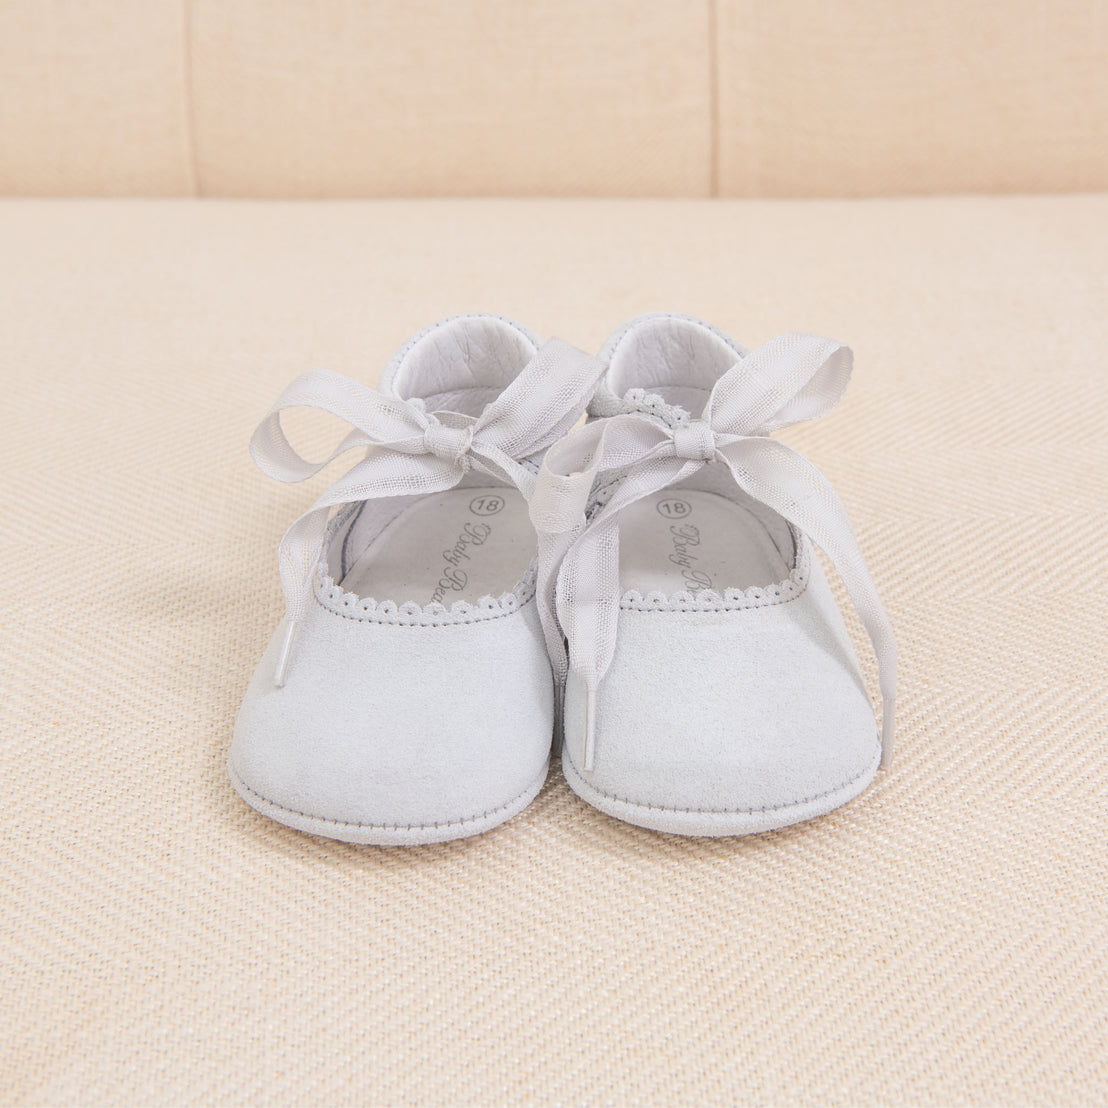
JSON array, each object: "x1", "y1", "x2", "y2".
[{"x1": 562, "y1": 553, "x2": 881, "y2": 830}]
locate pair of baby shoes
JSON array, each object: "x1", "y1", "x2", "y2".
[{"x1": 230, "y1": 313, "x2": 896, "y2": 844}]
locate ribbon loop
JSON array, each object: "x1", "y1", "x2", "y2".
[
  {"x1": 252, "y1": 340, "x2": 606, "y2": 685},
  {"x1": 706, "y1": 333, "x2": 852, "y2": 436}
]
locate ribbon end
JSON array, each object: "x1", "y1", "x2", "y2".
[
  {"x1": 583, "y1": 683, "x2": 597, "y2": 772},
  {"x1": 879, "y1": 695, "x2": 895, "y2": 769},
  {"x1": 273, "y1": 620, "x2": 300, "y2": 688}
]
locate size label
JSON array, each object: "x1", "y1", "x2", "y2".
[
  {"x1": 656, "y1": 498, "x2": 692, "y2": 519},
  {"x1": 469, "y1": 494, "x2": 505, "y2": 517}
]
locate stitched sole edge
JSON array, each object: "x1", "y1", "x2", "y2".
[
  {"x1": 561, "y1": 743, "x2": 881, "y2": 837},
  {"x1": 227, "y1": 760, "x2": 549, "y2": 846}
]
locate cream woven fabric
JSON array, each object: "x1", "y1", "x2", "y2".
[{"x1": 1, "y1": 197, "x2": 1106, "y2": 1105}]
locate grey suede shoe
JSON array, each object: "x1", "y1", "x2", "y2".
[
  {"x1": 230, "y1": 315, "x2": 603, "y2": 844},
  {"x1": 530, "y1": 313, "x2": 897, "y2": 836}
]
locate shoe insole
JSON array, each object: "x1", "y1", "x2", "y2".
[
  {"x1": 341, "y1": 487, "x2": 535, "y2": 607},
  {"x1": 618, "y1": 489, "x2": 793, "y2": 596}
]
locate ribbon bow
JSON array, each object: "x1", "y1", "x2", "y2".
[
  {"x1": 529, "y1": 333, "x2": 897, "y2": 771},
  {"x1": 251, "y1": 339, "x2": 605, "y2": 685}
]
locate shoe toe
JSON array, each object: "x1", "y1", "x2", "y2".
[
  {"x1": 230, "y1": 603, "x2": 553, "y2": 843},
  {"x1": 562, "y1": 578, "x2": 881, "y2": 835}
]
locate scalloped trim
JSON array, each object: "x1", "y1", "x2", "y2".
[
  {"x1": 313, "y1": 561, "x2": 537, "y2": 626},
  {"x1": 589, "y1": 387, "x2": 693, "y2": 430},
  {"x1": 620, "y1": 537, "x2": 810, "y2": 612}
]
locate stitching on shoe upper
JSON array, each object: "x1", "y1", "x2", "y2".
[
  {"x1": 229, "y1": 763, "x2": 548, "y2": 832},
  {"x1": 620, "y1": 540, "x2": 811, "y2": 614},
  {"x1": 313, "y1": 551, "x2": 538, "y2": 627},
  {"x1": 562, "y1": 742, "x2": 880, "y2": 817},
  {"x1": 312, "y1": 573, "x2": 538, "y2": 627}
]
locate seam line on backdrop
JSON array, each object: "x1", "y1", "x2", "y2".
[
  {"x1": 709, "y1": 0, "x2": 720, "y2": 196},
  {"x1": 181, "y1": 0, "x2": 200, "y2": 195}
]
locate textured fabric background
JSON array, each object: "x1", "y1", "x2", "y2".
[
  {"x1": 1, "y1": 0, "x2": 1106, "y2": 197},
  {"x1": 1, "y1": 196, "x2": 1106, "y2": 1105},
  {"x1": 0, "y1": 0, "x2": 192, "y2": 195}
]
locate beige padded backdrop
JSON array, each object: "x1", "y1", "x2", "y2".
[
  {"x1": 0, "y1": 0, "x2": 192, "y2": 195},
  {"x1": 1, "y1": 195, "x2": 1106, "y2": 1105},
  {"x1": 716, "y1": 0, "x2": 1108, "y2": 197},
  {"x1": 2, "y1": 0, "x2": 1107, "y2": 196},
  {"x1": 189, "y1": 0, "x2": 712, "y2": 198}
]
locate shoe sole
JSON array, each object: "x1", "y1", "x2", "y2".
[
  {"x1": 228, "y1": 760, "x2": 549, "y2": 846},
  {"x1": 561, "y1": 743, "x2": 880, "y2": 837}
]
